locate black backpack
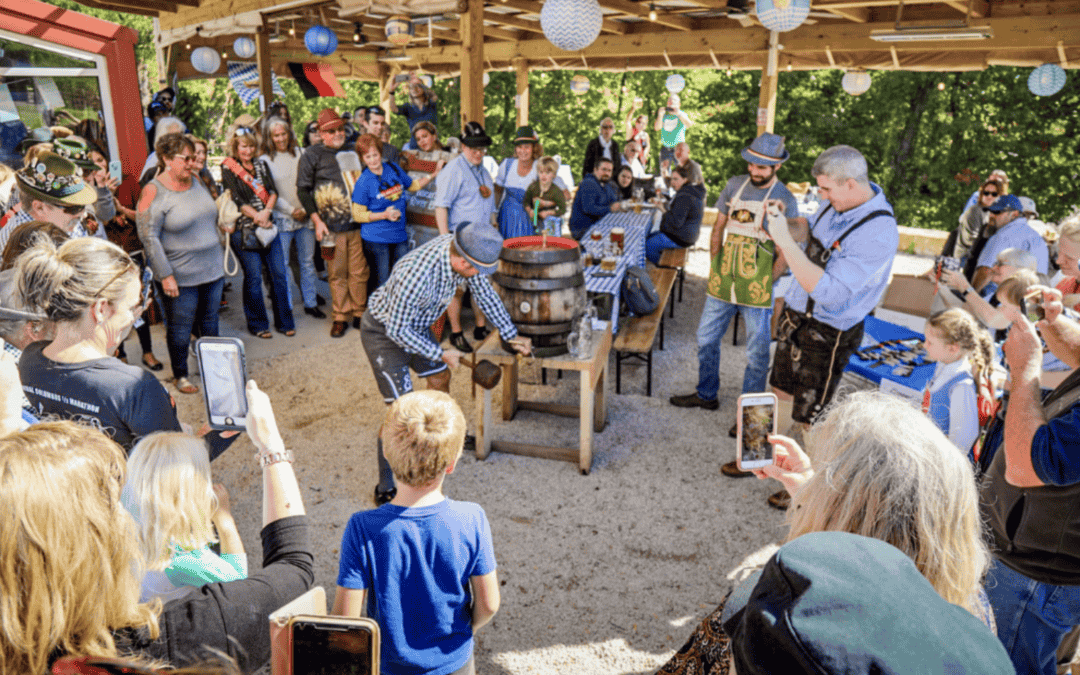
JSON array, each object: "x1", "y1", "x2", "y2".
[{"x1": 621, "y1": 266, "x2": 659, "y2": 316}]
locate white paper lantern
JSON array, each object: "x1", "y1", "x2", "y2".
[
  {"x1": 841, "y1": 71, "x2": 872, "y2": 96},
  {"x1": 541, "y1": 0, "x2": 603, "y2": 52},
  {"x1": 482, "y1": 72, "x2": 490, "y2": 86},
  {"x1": 1029, "y1": 63, "x2": 1067, "y2": 97},
  {"x1": 665, "y1": 74, "x2": 686, "y2": 93},
  {"x1": 233, "y1": 36, "x2": 256, "y2": 59},
  {"x1": 570, "y1": 74, "x2": 590, "y2": 95},
  {"x1": 756, "y1": 0, "x2": 810, "y2": 32},
  {"x1": 190, "y1": 46, "x2": 221, "y2": 74},
  {"x1": 385, "y1": 16, "x2": 414, "y2": 46}
]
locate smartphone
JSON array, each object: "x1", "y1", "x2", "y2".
[
  {"x1": 1023, "y1": 289, "x2": 1045, "y2": 322},
  {"x1": 735, "y1": 393, "x2": 777, "y2": 472},
  {"x1": 393, "y1": 73, "x2": 410, "y2": 84},
  {"x1": 108, "y1": 159, "x2": 122, "y2": 182},
  {"x1": 195, "y1": 337, "x2": 248, "y2": 430},
  {"x1": 935, "y1": 255, "x2": 961, "y2": 280},
  {"x1": 289, "y1": 615, "x2": 380, "y2": 675}
]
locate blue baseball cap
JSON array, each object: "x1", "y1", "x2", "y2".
[
  {"x1": 721, "y1": 532, "x2": 1013, "y2": 675},
  {"x1": 988, "y1": 194, "x2": 1024, "y2": 214},
  {"x1": 453, "y1": 221, "x2": 503, "y2": 275}
]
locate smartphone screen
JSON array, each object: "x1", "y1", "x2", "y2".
[
  {"x1": 737, "y1": 394, "x2": 776, "y2": 471},
  {"x1": 1024, "y1": 290, "x2": 1045, "y2": 322},
  {"x1": 292, "y1": 620, "x2": 376, "y2": 675},
  {"x1": 196, "y1": 338, "x2": 247, "y2": 429}
]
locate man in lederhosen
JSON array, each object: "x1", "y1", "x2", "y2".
[
  {"x1": 670, "y1": 134, "x2": 804, "y2": 478},
  {"x1": 765, "y1": 145, "x2": 898, "y2": 510}
]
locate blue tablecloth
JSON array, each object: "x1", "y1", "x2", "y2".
[
  {"x1": 581, "y1": 210, "x2": 652, "y2": 331},
  {"x1": 845, "y1": 315, "x2": 934, "y2": 395}
]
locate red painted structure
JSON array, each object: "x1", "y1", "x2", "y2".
[{"x1": 0, "y1": 0, "x2": 145, "y2": 203}]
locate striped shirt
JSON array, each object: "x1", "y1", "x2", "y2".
[{"x1": 368, "y1": 233, "x2": 517, "y2": 362}]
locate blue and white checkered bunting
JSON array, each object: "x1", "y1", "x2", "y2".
[{"x1": 227, "y1": 61, "x2": 284, "y2": 106}]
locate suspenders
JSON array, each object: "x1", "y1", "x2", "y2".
[{"x1": 803, "y1": 204, "x2": 893, "y2": 319}]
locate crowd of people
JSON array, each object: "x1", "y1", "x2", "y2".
[{"x1": 0, "y1": 79, "x2": 1079, "y2": 675}]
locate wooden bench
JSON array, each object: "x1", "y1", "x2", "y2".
[
  {"x1": 656, "y1": 247, "x2": 687, "y2": 317},
  {"x1": 612, "y1": 266, "x2": 677, "y2": 396}
]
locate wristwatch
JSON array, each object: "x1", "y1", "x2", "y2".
[{"x1": 960, "y1": 287, "x2": 971, "y2": 300}]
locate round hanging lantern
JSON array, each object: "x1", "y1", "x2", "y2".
[
  {"x1": 1028, "y1": 63, "x2": 1066, "y2": 97},
  {"x1": 841, "y1": 71, "x2": 872, "y2": 96},
  {"x1": 233, "y1": 36, "x2": 256, "y2": 59},
  {"x1": 190, "y1": 46, "x2": 221, "y2": 74},
  {"x1": 570, "y1": 74, "x2": 590, "y2": 95},
  {"x1": 665, "y1": 74, "x2": 686, "y2": 93},
  {"x1": 385, "y1": 15, "x2": 414, "y2": 46},
  {"x1": 756, "y1": 0, "x2": 811, "y2": 32},
  {"x1": 483, "y1": 72, "x2": 491, "y2": 86},
  {"x1": 541, "y1": 0, "x2": 603, "y2": 52},
  {"x1": 419, "y1": 74, "x2": 433, "y2": 88},
  {"x1": 305, "y1": 25, "x2": 338, "y2": 56}
]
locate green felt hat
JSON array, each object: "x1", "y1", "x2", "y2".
[{"x1": 15, "y1": 151, "x2": 97, "y2": 207}]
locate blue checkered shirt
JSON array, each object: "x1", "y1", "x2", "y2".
[
  {"x1": 4, "y1": 341, "x2": 36, "y2": 424},
  {"x1": 368, "y1": 234, "x2": 517, "y2": 362}
]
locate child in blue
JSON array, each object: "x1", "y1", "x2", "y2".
[
  {"x1": 921, "y1": 308, "x2": 994, "y2": 455},
  {"x1": 352, "y1": 133, "x2": 443, "y2": 288},
  {"x1": 333, "y1": 390, "x2": 499, "y2": 675}
]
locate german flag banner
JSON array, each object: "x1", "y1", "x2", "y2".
[{"x1": 287, "y1": 62, "x2": 346, "y2": 99}]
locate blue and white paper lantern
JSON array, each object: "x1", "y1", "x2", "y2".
[
  {"x1": 191, "y1": 46, "x2": 221, "y2": 74},
  {"x1": 841, "y1": 71, "x2": 872, "y2": 96},
  {"x1": 385, "y1": 16, "x2": 414, "y2": 46},
  {"x1": 233, "y1": 37, "x2": 256, "y2": 59},
  {"x1": 570, "y1": 74, "x2": 590, "y2": 95},
  {"x1": 541, "y1": 0, "x2": 603, "y2": 52},
  {"x1": 665, "y1": 74, "x2": 686, "y2": 93},
  {"x1": 305, "y1": 25, "x2": 338, "y2": 57},
  {"x1": 1028, "y1": 63, "x2": 1066, "y2": 97},
  {"x1": 756, "y1": 0, "x2": 810, "y2": 32}
]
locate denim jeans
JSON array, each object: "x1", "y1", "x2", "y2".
[
  {"x1": 231, "y1": 231, "x2": 296, "y2": 334},
  {"x1": 986, "y1": 558, "x2": 1080, "y2": 675},
  {"x1": 645, "y1": 231, "x2": 681, "y2": 265},
  {"x1": 696, "y1": 296, "x2": 772, "y2": 401},
  {"x1": 160, "y1": 277, "x2": 223, "y2": 379},
  {"x1": 364, "y1": 239, "x2": 409, "y2": 290},
  {"x1": 277, "y1": 226, "x2": 318, "y2": 308}
]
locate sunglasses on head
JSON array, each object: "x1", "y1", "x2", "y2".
[
  {"x1": 235, "y1": 126, "x2": 256, "y2": 137},
  {"x1": 57, "y1": 203, "x2": 84, "y2": 215}
]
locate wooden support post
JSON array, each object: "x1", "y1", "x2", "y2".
[
  {"x1": 460, "y1": 0, "x2": 485, "y2": 128},
  {"x1": 755, "y1": 30, "x2": 779, "y2": 136},
  {"x1": 256, "y1": 24, "x2": 273, "y2": 112},
  {"x1": 377, "y1": 63, "x2": 392, "y2": 114},
  {"x1": 514, "y1": 57, "x2": 529, "y2": 127}
]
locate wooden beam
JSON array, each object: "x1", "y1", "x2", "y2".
[
  {"x1": 514, "y1": 56, "x2": 529, "y2": 126},
  {"x1": 602, "y1": 0, "x2": 694, "y2": 31},
  {"x1": 460, "y1": 0, "x2": 485, "y2": 128},
  {"x1": 821, "y1": 5, "x2": 871, "y2": 22},
  {"x1": 484, "y1": 10, "x2": 545, "y2": 34},
  {"x1": 256, "y1": 22, "x2": 273, "y2": 110},
  {"x1": 498, "y1": 0, "x2": 628, "y2": 34},
  {"x1": 941, "y1": 0, "x2": 988, "y2": 18},
  {"x1": 76, "y1": 0, "x2": 164, "y2": 16},
  {"x1": 756, "y1": 30, "x2": 778, "y2": 135},
  {"x1": 679, "y1": 0, "x2": 728, "y2": 9}
]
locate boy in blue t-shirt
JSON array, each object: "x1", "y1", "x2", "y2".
[{"x1": 333, "y1": 390, "x2": 499, "y2": 675}]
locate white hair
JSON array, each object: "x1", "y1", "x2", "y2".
[
  {"x1": 152, "y1": 116, "x2": 185, "y2": 146},
  {"x1": 812, "y1": 145, "x2": 870, "y2": 188},
  {"x1": 996, "y1": 247, "x2": 1038, "y2": 271}
]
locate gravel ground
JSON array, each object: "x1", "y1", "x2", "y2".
[{"x1": 155, "y1": 230, "x2": 935, "y2": 675}]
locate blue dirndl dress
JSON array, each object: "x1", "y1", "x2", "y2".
[{"x1": 498, "y1": 186, "x2": 533, "y2": 240}]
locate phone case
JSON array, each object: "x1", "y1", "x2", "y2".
[
  {"x1": 269, "y1": 586, "x2": 327, "y2": 675},
  {"x1": 288, "y1": 615, "x2": 381, "y2": 675},
  {"x1": 195, "y1": 337, "x2": 248, "y2": 430},
  {"x1": 735, "y1": 393, "x2": 777, "y2": 471}
]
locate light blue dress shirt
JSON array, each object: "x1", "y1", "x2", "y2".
[
  {"x1": 977, "y1": 216, "x2": 1049, "y2": 275},
  {"x1": 433, "y1": 153, "x2": 494, "y2": 231},
  {"x1": 784, "y1": 183, "x2": 899, "y2": 331}
]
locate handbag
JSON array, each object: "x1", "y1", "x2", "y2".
[{"x1": 214, "y1": 189, "x2": 241, "y2": 276}]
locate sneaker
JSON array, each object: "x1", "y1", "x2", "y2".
[
  {"x1": 473, "y1": 325, "x2": 491, "y2": 341},
  {"x1": 449, "y1": 331, "x2": 473, "y2": 353},
  {"x1": 721, "y1": 460, "x2": 754, "y2": 478},
  {"x1": 767, "y1": 489, "x2": 791, "y2": 511},
  {"x1": 669, "y1": 392, "x2": 720, "y2": 410}
]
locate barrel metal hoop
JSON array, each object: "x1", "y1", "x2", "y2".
[
  {"x1": 500, "y1": 248, "x2": 581, "y2": 264},
  {"x1": 493, "y1": 272, "x2": 585, "y2": 291},
  {"x1": 515, "y1": 321, "x2": 574, "y2": 335}
]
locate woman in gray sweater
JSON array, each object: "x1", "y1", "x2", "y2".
[{"x1": 137, "y1": 133, "x2": 225, "y2": 395}]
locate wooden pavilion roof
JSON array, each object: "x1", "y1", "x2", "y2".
[{"x1": 72, "y1": 0, "x2": 1080, "y2": 81}]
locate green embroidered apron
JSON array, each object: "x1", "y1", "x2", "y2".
[{"x1": 707, "y1": 178, "x2": 777, "y2": 308}]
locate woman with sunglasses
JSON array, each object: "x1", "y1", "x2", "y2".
[
  {"x1": 222, "y1": 126, "x2": 296, "y2": 339},
  {"x1": 136, "y1": 133, "x2": 226, "y2": 395},
  {"x1": 14, "y1": 236, "x2": 228, "y2": 457},
  {"x1": 352, "y1": 133, "x2": 442, "y2": 288},
  {"x1": 954, "y1": 178, "x2": 1004, "y2": 267}
]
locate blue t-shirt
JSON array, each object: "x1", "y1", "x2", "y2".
[
  {"x1": 337, "y1": 499, "x2": 497, "y2": 675},
  {"x1": 400, "y1": 101, "x2": 438, "y2": 129},
  {"x1": 352, "y1": 162, "x2": 413, "y2": 244}
]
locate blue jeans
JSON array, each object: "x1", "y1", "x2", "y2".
[
  {"x1": 646, "y1": 232, "x2": 681, "y2": 265},
  {"x1": 986, "y1": 558, "x2": 1080, "y2": 675},
  {"x1": 160, "y1": 277, "x2": 224, "y2": 379},
  {"x1": 277, "y1": 226, "x2": 318, "y2": 308},
  {"x1": 696, "y1": 296, "x2": 772, "y2": 401},
  {"x1": 231, "y1": 231, "x2": 295, "y2": 334},
  {"x1": 364, "y1": 239, "x2": 409, "y2": 290}
]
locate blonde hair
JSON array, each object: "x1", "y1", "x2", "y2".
[
  {"x1": 1059, "y1": 212, "x2": 1080, "y2": 246},
  {"x1": 927, "y1": 308, "x2": 995, "y2": 392},
  {"x1": 16, "y1": 236, "x2": 135, "y2": 323},
  {"x1": 125, "y1": 432, "x2": 218, "y2": 571},
  {"x1": 995, "y1": 268, "x2": 1045, "y2": 308},
  {"x1": 227, "y1": 129, "x2": 259, "y2": 161},
  {"x1": 0, "y1": 422, "x2": 159, "y2": 674},
  {"x1": 786, "y1": 391, "x2": 991, "y2": 616},
  {"x1": 537, "y1": 156, "x2": 559, "y2": 175},
  {"x1": 382, "y1": 391, "x2": 465, "y2": 487}
]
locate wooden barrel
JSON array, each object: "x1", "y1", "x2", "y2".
[{"x1": 494, "y1": 236, "x2": 587, "y2": 357}]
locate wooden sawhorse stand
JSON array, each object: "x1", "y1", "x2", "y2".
[{"x1": 474, "y1": 326, "x2": 611, "y2": 475}]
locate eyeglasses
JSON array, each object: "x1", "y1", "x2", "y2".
[
  {"x1": 91, "y1": 262, "x2": 139, "y2": 303},
  {"x1": 982, "y1": 190, "x2": 999, "y2": 197},
  {"x1": 235, "y1": 126, "x2": 256, "y2": 137},
  {"x1": 55, "y1": 203, "x2": 84, "y2": 216},
  {"x1": 325, "y1": 128, "x2": 347, "y2": 136},
  {"x1": 601, "y1": 125, "x2": 614, "y2": 130},
  {"x1": 172, "y1": 155, "x2": 195, "y2": 163}
]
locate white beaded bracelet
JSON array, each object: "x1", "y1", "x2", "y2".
[{"x1": 257, "y1": 448, "x2": 295, "y2": 467}]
